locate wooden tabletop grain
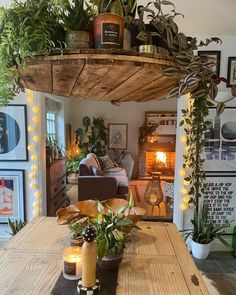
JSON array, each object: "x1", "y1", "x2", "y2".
[{"x1": 0, "y1": 217, "x2": 209, "y2": 295}]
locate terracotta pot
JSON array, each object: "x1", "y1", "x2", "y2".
[
  {"x1": 65, "y1": 31, "x2": 92, "y2": 49},
  {"x1": 93, "y1": 13, "x2": 124, "y2": 49},
  {"x1": 97, "y1": 252, "x2": 123, "y2": 270}
]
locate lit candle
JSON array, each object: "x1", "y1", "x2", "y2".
[
  {"x1": 150, "y1": 193, "x2": 157, "y2": 204},
  {"x1": 63, "y1": 247, "x2": 82, "y2": 280}
]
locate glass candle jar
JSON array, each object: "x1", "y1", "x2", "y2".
[{"x1": 63, "y1": 247, "x2": 82, "y2": 280}]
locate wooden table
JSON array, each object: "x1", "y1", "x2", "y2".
[{"x1": 0, "y1": 217, "x2": 209, "y2": 295}]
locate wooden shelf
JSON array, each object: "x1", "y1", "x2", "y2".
[
  {"x1": 19, "y1": 48, "x2": 185, "y2": 102},
  {"x1": 139, "y1": 142, "x2": 176, "y2": 152}
]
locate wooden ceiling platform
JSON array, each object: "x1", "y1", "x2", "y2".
[{"x1": 19, "y1": 48, "x2": 183, "y2": 102}]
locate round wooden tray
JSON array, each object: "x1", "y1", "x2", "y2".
[{"x1": 19, "y1": 49, "x2": 183, "y2": 102}]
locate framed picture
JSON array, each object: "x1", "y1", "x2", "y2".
[
  {"x1": 201, "y1": 173, "x2": 236, "y2": 233},
  {"x1": 0, "y1": 104, "x2": 28, "y2": 161},
  {"x1": 108, "y1": 124, "x2": 128, "y2": 150},
  {"x1": 198, "y1": 50, "x2": 221, "y2": 77},
  {"x1": 0, "y1": 169, "x2": 25, "y2": 223},
  {"x1": 227, "y1": 57, "x2": 236, "y2": 87},
  {"x1": 203, "y1": 107, "x2": 236, "y2": 172}
]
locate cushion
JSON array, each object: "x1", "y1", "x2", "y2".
[
  {"x1": 79, "y1": 153, "x2": 101, "y2": 175},
  {"x1": 98, "y1": 155, "x2": 114, "y2": 170},
  {"x1": 91, "y1": 166, "x2": 105, "y2": 176}
]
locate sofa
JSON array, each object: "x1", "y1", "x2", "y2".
[{"x1": 78, "y1": 153, "x2": 129, "y2": 201}]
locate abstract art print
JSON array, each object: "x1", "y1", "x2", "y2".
[
  {"x1": 203, "y1": 107, "x2": 236, "y2": 172},
  {"x1": 0, "y1": 104, "x2": 28, "y2": 161},
  {"x1": 0, "y1": 169, "x2": 25, "y2": 223},
  {"x1": 108, "y1": 124, "x2": 128, "y2": 150}
]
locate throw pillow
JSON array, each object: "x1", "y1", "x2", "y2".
[
  {"x1": 98, "y1": 155, "x2": 114, "y2": 170},
  {"x1": 91, "y1": 166, "x2": 105, "y2": 176}
]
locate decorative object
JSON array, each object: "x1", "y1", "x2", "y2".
[
  {"x1": 144, "y1": 172, "x2": 163, "y2": 206},
  {"x1": 0, "y1": 104, "x2": 28, "y2": 161},
  {"x1": 68, "y1": 217, "x2": 89, "y2": 246},
  {"x1": 63, "y1": 246, "x2": 82, "y2": 280},
  {"x1": 59, "y1": 0, "x2": 94, "y2": 49},
  {"x1": 198, "y1": 51, "x2": 221, "y2": 77},
  {"x1": 118, "y1": 151, "x2": 134, "y2": 180},
  {"x1": 0, "y1": 169, "x2": 25, "y2": 224},
  {"x1": 182, "y1": 204, "x2": 232, "y2": 259},
  {"x1": 227, "y1": 57, "x2": 236, "y2": 87},
  {"x1": 79, "y1": 226, "x2": 100, "y2": 294},
  {"x1": 66, "y1": 154, "x2": 84, "y2": 184},
  {"x1": 75, "y1": 116, "x2": 108, "y2": 157},
  {"x1": 108, "y1": 123, "x2": 128, "y2": 150},
  {"x1": 203, "y1": 107, "x2": 236, "y2": 172}
]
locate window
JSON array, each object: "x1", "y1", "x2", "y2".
[{"x1": 46, "y1": 112, "x2": 56, "y2": 141}]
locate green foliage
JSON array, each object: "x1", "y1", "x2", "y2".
[
  {"x1": 90, "y1": 0, "x2": 123, "y2": 15},
  {"x1": 57, "y1": 0, "x2": 95, "y2": 31},
  {"x1": 91, "y1": 200, "x2": 135, "y2": 259},
  {"x1": 182, "y1": 204, "x2": 232, "y2": 248},
  {"x1": 66, "y1": 153, "x2": 84, "y2": 174},
  {"x1": 68, "y1": 217, "x2": 89, "y2": 239},
  {"x1": 0, "y1": 0, "x2": 65, "y2": 105},
  {"x1": 75, "y1": 116, "x2": 108, "y2": 157},
  {"x1": 7, "y1": 218, "x2": 26, "y2": 236}
]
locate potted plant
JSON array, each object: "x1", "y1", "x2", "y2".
[
  {"x1": 58, "y1": 0, "x2": 95, "y2": 49},
  {"x1": 75, "y1": 116, "x2": 108, "y2": 157},
  {"x1": 91, "y1": 0, "x2": 124, "y2": 49},
  {"x1": 68, "y1": 216, "x2": 89, "y2": 246},
  {"x1": 66, "y1": 154, "x2": 84, "y2": 184},
  {"x1": 91, "y1": 198, "x2": 138, "y2": 270},
  {"x1": 183, "y1": 204, "x2": 232, "y2": 260},
  {"x1": 122, "y1": 0, "x2": 137, "y2": 50},
  {"x1": 0, "y1": 0, "x2": 65, "y2": 105}
]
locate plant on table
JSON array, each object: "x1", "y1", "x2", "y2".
[
  {"x1": 75, "y1": 116, "x2": 108, "y2": 157},
  {"x1": 0, "y1": 0, "x2": 64, "y2": 105},
  {"x1": 7, "y1": 218, "x2": 26, "y2": 236},
  {"x1": 68, "y1": 216, "x2": 89, "y2": 246}
]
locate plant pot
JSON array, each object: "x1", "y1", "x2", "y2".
[
  {"x1": 191, "y1": 240, "x2": 211, "y2": 259},
  {"x1": 70, "y1": 236, "x2": 83, "y2": 247},
  {"x1": 138, "y1": 45, "x2": 157, "y2": 54},
  {"x1": 97, "y1": 252, "x2": 123, "y2": 270},
  {"x1": 93, "y1": 13, "x2": 124, "y2": 49},
  {"x1": 65, "y1": 31, "x2": 92, "y2": 49},
  {"x1": 67, "y1": 173, "x2": 78, "y2": 184}
]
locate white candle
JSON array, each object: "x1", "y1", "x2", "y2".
[{"x1": 63, "y1": 247, "x2": 82, "y2": 280}]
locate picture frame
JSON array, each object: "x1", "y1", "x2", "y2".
[
  {"x1": 203, "y1": 107, "x2": 236, "y2": 172},
  {"x1": 108, "y1": 123, "x2": 128, "y2": 150},
  {"x1": 0, "y1": 169, "x2": 25, "y2": 223},
  {"x1": 227, "y1": 57, "x2": 236, "y2": 87},
  {"x1": 198, "y1": 50, "x2": 221, "y2": 77},
  {"x1": 0, "y1": 104, "x2": 28, "y2": 161}
]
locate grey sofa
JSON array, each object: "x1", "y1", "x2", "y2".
[{"x1": 78, "y1": 153, "x2": 129, "y2": 201}]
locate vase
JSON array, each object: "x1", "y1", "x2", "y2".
[
  {"x1": 67, "y1": 173, "x2": 78, "y2": 184},
  {"x1": 65, "y1": 31, "x2": 92, "y2": 49},
  {"x1": 93, "y1": 13, "x2": 124, "y2": 49},
  {"x1": 191, "y1": 240, "x2": 211, "y2": 260},
  {"x1": 97, "y1": 252, "x2": 123, "y2": 270}
]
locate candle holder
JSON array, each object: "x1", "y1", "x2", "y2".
[{"x1": 63, "y1": 247, "x2": 82, "y2": 280}]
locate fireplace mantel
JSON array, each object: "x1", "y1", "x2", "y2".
[{"x1": 139, "y1": 142, "x2": 176, "y2": 152}]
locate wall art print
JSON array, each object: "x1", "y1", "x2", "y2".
[
  {"x1": 108, "y1": 124, "x2": 128, "y2": 150},
  {"x1": 227, "y1": 57, "x2": 236, "y2": 87},
  {"x1": 0, "y1": 104, "x2": 28, "y2": 161},
  {"x1": 198, "y1": 50, "x2": 221, "y2": 77},
  {"x1": 0, "y1": 169, "x2": 25, "y2": 223},
  {"x1": 203, "y1": 107, "x2": 236, "y2": 172}
]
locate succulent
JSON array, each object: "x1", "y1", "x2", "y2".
[{"x1": 7, "y1": 218, "x2": 26, "y2": 236}]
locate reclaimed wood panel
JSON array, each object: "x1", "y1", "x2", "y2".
[{"x1": 17, "y1": 50, "x2": 187, "y2": 102}]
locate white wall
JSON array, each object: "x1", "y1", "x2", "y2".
[{"x1": 71, "y1": 98, "x2": 178, "y2": 177}]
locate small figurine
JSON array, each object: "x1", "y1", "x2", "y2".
[{"x1": 77, "y1": 226, "x2": 100, "y2": 295}]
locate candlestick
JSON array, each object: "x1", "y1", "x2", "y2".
[
  {"x1": 77, "y1": 226, "x2": 100, "y2": 294},
  {"x1": 63, "y1": 247, "x2": 82, "y2": 280}
]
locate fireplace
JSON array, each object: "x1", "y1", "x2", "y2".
[{"x1": 138, "y1": 144, "x2": 176, "y2": 178}]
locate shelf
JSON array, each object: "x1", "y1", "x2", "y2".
[
  {"x1": 139, "y1": 142, "x2": 176, "y2": 152},
  {"x1": 19, "y1": 48, "x2": 186, "y2": 102}
]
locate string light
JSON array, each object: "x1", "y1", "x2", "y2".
[
  {"x1": 32, "y1": 210, "x2": 41, "y2": 217},
  {"x1": 30, "y1": 182, "x2": 37, "y2": 189},
  {"x1": 31, "y1": 165, "x2": 38, "y2": 171},
  {"x1": 34, "y1": 191, "x2": 41, "y2": 199},
  {"x1": 27, "y1": 144, "x2": 34, "y2": 152},
  {"x1": 181, "y1": 203, "x2": 188, "y2": 210},
  {"x1": 33, "y1": 135, "x2": 40, "y2": 142},
  {"x1": 184, "y1": 179, "x2": 190, "y2": 186},
  {"x1": 180, "y1": 135, "x2": 187, "y2": 143},
  {"x1": 32, "y1": 106, "x2": 40, "y2": 113},
  {"x1": 28, "y1": 125, "x2": 35, "y2": 133},
  {"x1": 183, "y1": 196, "x2": 191, "y2": 203},
  {"x1": 33, "y1": 115, "x2": 40, "y2": 123},
  {"x1": 31, "y1": 154, "x2": 38, "y2": 161},
  {"x1": 179, "y1": 168, "x2": 185, "y2": 177},
  {"x1": 181, "y1": 188, "x2": 188, "y2": 195},
  {"x1": 33, "y1": 201, "x2": 40, "y2": 208},
  {"x1": 29, "y1": 173, "x2": 37, "y2": 179}
]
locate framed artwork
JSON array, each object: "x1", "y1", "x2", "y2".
[
  {"x1": 227, "y1": 57, "x2": 236, "y2": 87},
  {"x1": 0, "y1": 169, "x2": 25, "y2": 223},
  {"x1": 203, "y1": 107, "x2": 236, "y2": 172},
  {"x1": 108, "y1": 124, "x2": 128, "y2": 150},
  {"x1": 0, "y1": 104, "x2": 28, "y2": 161},
  {"x1": 198, "y1": 50, "x2": 221, "y2": 77},
  {"x1": 201, "y1": 173, "x2": 236, "y2": 233}
]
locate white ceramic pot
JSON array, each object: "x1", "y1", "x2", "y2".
[
  {"x1": 191, "y1": 240, "x2": 211, "y2": 260},
  {"x1": 67, "y1": 173, "x2": 78, "y2": 184}
]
